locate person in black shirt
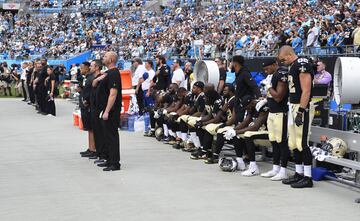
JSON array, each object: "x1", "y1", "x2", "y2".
[
  {"x1": 177, "y1": 81, "x2": 205, "y2": 151},
  {"x1": 26, "y1": 61, "x2": 35, "y2": 105},
  {"x1": 259, "y1": 59, "x2": 290, "y2": 181},
  {"x1": 232, "y1": 55, "x2": 261, "y2": 121},
  {"x1": 82, "y1": 59, "x2": 108, "y2": 164},
  {"x1": 204, "y1": 84, "x2": 236, "y2": 164},
  {"x1": 44, "y1": 66, "x2": 57, "y2": 116},
  {"x1": 278, "y1": 45, "x2": 315, "y2": 188},
  {"x1": 153, "y1": 55, "x2": 170, "y2": 91},
  {"x1": 215, "y1": 57, "x2": 227, "y2": 94},
  {"x1": 36, "y1": 58, "x2": 48, "y2": 114},
  {"x1": 78, "y1": 62, "x2": 96, "y2": 158},
  {"x1": 97, "y1": 51, "x2": 122, "y2": 172}
]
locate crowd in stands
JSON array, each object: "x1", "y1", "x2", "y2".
[
  {"x1": 1, "y1": 0, "x2": 360, "y2": 60},
  {"x1": 30, "y1": 0, "x2": 146, "y2": 9}
]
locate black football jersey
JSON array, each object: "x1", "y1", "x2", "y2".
[
  {"x1": 224, "y1": 96, "x2": 236, "y2": 121},
  {"x1": 193, "y1": 92, "x2": 206, "y2": 113},
  {"x1": 247, "y1": 104, "x2": 269, "y2": 129},
  {"x1": 209, "y1": 98, "x2": 224, "y2": 117},
  {"x1": 288, "y1": 57, "x2": 314, "y2": 104},
  {"x1": 267, "y1": 66, "x2": 289, "y2": 113},
  {"x1": 183, "y1": 92, "x2": 194, "y2": 107},
  {"x1": 163, "y1": 92, "x2": 176, "y2": 105}
]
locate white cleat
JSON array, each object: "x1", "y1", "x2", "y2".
[
  {"x1": 260, "y1": 170, "x2": 278, "y2": 178},
  {"x1": 241, "y1": 167, "x2": 260, "y2": 177},
  {"x1": 237, "y1": 161, "x2": 246, "y2": 171},
  {"x1": 270, "y1": 172, "x2": 288, "y2": 181}
]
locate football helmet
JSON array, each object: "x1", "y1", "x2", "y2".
[{"x1": 219, "y1": 157, "x2": 237, "y2": 172}]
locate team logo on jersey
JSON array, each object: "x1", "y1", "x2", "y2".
[
  {"x1": 299, "y1": 66, "x2": 307, "y2": 73},
  {"x1": 281, "y1": 76, "x2": 287, "y2": 82}
]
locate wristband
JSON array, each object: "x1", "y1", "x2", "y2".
[{"x1": 298, "y1": 107, "x2": 305, "y2": 113}]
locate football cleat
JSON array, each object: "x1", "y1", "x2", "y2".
[
  {"x1": 241, "y1": 167, "x2": 260, "y2": 177},
  {"x1": 270, "y1": 172, "x2": 288, "y2": 181},
  {"x1": 282, "y1": 172, "x2": 304, "y2": 185},
  {"x1": 291, "y1": 176, "x2": 313, "y2": 188},
  {"x1": 260, "y1": 170, "x2": 278, "y2": 178}
]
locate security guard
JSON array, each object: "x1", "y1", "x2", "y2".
[
  {"x1": 231, "y1": 55, "x2": 261, "y2": 121},
  {"x1": 89, "y1": 59, "x2": 108, "y2": 164},
  {"x1": 260, "y1": 59, "x2": 290, "y2": 181},
  {"x1": 96, "y1": 52, "x2": 122, "y2": 172},
  {"x1": 278, "y1": 45, "x2": 315, "y2": 188}
]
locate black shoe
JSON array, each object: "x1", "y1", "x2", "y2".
[
  {"x1": 80, "y1": 149, "x2": 91, "y2": 155},
  {"x1": 94, "y1": 159, "x2": 106, "y2": 164},
  {"x1": 190, "y1": 149, "x2": 207, "y2": 160},
  {"x1": 88, "y1": 154, "x2": 98, "y2": 160},
  {"x1": 103, "y1": 165, "x2": 121, "y2": 171},
  {"x1": 291, "y1": 176, "x2": 313, "y2": 188},
  {"x1": 81, "y1": 151, "x2": 96, "y2": 158},
  {"x1": 97, "y1": 162, "x2": 110, "y2": 167},
  {"x1": 204, "y1": 155, "x2": 219, "y2": 164},
  {"x1": 22, "y1": 99, "x2": 27, "y2": 102},
  {"x1": 144, "y1": 130, "x2": 155, "y2": 137},
  {"x1": 282, "y1": 172, "x2": 304, "y2": 185}
]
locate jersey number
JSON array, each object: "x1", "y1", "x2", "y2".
[{"x1": 288, "y1": 75, "x2": 296, "y2": 93}]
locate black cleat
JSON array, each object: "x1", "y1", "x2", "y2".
[
  {"x1": 291, "y1": 176, "x2": 313, "y2": 188},
  {"x1": 103, "y1": 165, "x2": 121, "y2": 171},
  {"x1": 282, "y1": 172, "x2": 304, "y2": 185},
  {"x1": 190, "y1": 149, "x2": 207, "y2": 160},
  {"x1": 204, "y1": 155, "x2": 219, "y2": 164}
]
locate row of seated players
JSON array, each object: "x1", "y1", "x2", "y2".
[{"x1": 144, "y1": 81, "x2": 283, "y2": 179}]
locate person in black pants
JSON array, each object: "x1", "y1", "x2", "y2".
[
  {"x1": 27, "y1": 61, "x2": 35, "y2": 105},
  {"x1": 36, "y1": 58, "x2": 48, "y2": 114},
  {"x1": 97, "y1": 51, "x2": 122, "y2": 171},
  {"x1": 44, "y1": 66, "x2": 57, "y2": 116},
  {"x1": 86, "y1": 59, "x2": 108, "y2": 164},
  {"x1": 79, "y1": 62, "x2": 96, "y2": 158}
]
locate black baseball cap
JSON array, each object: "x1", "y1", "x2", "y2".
[
  {"x1": 239, "y1": 95, "x2": 254, "y2": 109},
  {"x1": 193, "y1": 81, "x2": 205, "y2": 90},
  {"x1": 262, "y1": 59, "x2": 277, "y2": 67}
]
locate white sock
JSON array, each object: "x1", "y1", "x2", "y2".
[
  {"x1": 169, "y1": 130, "x2": 176, "y2": 138},
  {"x1": 249, "y1": 161, "x2": 257, "y2": 169},
  {"x1": 279, "y1": 167, "x2": 287, "y2": 175},
  {"x1": 304, "y1": 165, "x2": 312, "y2": 177},
  {"x1": 176, "y1": 131, "x2": 181, "y2": 138},
  {"x1": 273, "y1": 165, "x2": 280, "y2": 173},
  {"x1": 150, "y1": 128, "x2": 155, "y2": 131},
  {"x1": 236, "y1": 157, "x2": 244, "y2": 165},
  {"x1": 190, "y1": 132, "x2": 201, "y2": 148},
  {"x1": 163, "y1": 124, "x2": 169, "y2": 137},
  {"x1": 181, "y1": 133, "x2": 187, "y2": 141},
  {"x1": 295, "y1": 164, "x2": 304, "y2": 174}
]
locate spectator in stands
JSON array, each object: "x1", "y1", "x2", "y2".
[
  {"x1": 314, "y1": 60, "x2": 332, "y2": 85},
  {"x1": 353, "y1": 20, "x2": 360, "y2": 52}
]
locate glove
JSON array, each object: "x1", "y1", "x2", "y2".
[
  {"x1": 295, "y1": 107, "x2": 305, "y2": 127},
  {"x1": 223, "y1": 128, "x2": 236, "y2": 140},
  {"x1": 255, "y1": 99, "x2": 267, "y2": 112},
  {"x1": 195, "y1": 121, "x2": 203, "y2": 129},
  {"x1": 163, "y1": 109, "x2": 168, "y2": 115},
  {"x1": 154, "y1": 111, "x2": 160, "y2": 119}
]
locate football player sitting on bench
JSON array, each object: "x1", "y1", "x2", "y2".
[{"x1": 190, "y1": 83, "x2": 224, "y2": 160}]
